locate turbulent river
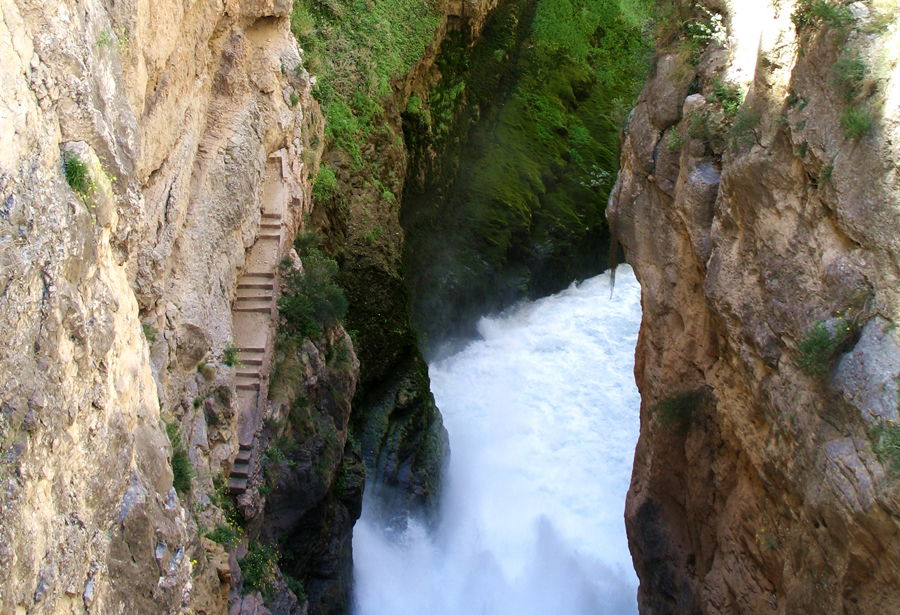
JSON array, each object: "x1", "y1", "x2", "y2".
[{"x1": 353, "y1": 265, "x2": 643, "y2": 614}]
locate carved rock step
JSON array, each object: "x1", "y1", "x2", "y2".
[
  {"x1": 235, "y1": 447, "x2": 252, "y2": 464},
  {"x1": 258, "y1": 233, "x2": 281, "y2": 240},
  {"x1": 234, "y1": 295, "x2": 274, "y2": 302},
  {"x1": 238, "y1": 357, "x2": 263, "y2": 366},
  {"x1": 241, "y1": 272, "x2": 275, "y2": 279},
  {"x1": 230, "y1": 462, "x2": 251, "y2": 478},
  {"x1": 234, "y1": 306, "x2": 270, "y2": 314},
  {"x1": 236, "y1": 382, "x2": 260, "y2": 391},
  {"x1": 237, "y1": 347, "x2": 265, "y2": 353},
  {"x1": 261, "y1": 212, "x2": 281, "y2": 219},
  {"x1": 228, "y1": 477, "x2": 248, "y2": 493},
  {"x1": 260, "y1": 222, "x2": 281, "y2": 230},
  {"x1": 237, "y1": 282, "x2": 275, "y2": 290}
]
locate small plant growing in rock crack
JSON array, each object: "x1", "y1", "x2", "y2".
[
  {"x1": 289, "y1": 92, "x2": 300, "y2": 107},
  {"x1": 651, "y1": 389, "x2": 706, "y2": 431},
  {"x1": 63, "y1": 154, "x2": 92, "y2": 199},
  {"x1": 239, "y1": 540, "x2": 280, "y2": 595},
  {"x1": 666, "y1": 130, "x2": 684, "y2": 151},
  {"x1": 795, "y1": 319, "x2": 852, "y2": 379},
  {"x1": 729, "y1": 108, "x2": 761, "y2": 151},
  {"x1": 223, "y1": 343, "x2": 241, "y2": 367},
  {"x1": 141, "y1": 323, "x2": 156, "y2": 342},
  {"x1": 870, "y1": 420, "x2": 900, "y2": 475},
  {"x1": 840, "y1": 107, "x2": 873, "y2": 141},
  {"x1": 166, "y1": 421, "x2": 194, "y2": 495}
]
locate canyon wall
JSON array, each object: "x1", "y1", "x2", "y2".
[
  {"x1": 609, "y1": 0, "x2": 900, "y2": 612},
  {"x1": 0, "y1": 0, "x2": 509, "y2": 612},
  {"x1": 0, "y1": 0, "x2": 337, "y2": 612}
]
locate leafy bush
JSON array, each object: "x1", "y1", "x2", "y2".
[
  {"x1": 277, "y1": 237, "x2": 347, "y2": 339},
  {"x1": 166, "y1": 422, "x2": 193, "y2": 494},
  {"x1": 312, "y1": 164, "x2": 337, "y2": 202},
  {"x1": 206, "y1": 524, "x2": 242, "y2": 547},
  {"x1": 707, "y1": 80, "x2": 745, "y2": 117},
  {"x1": 239, "y1": 540, "x2": 280, "y2": 595},
  {"x1": 841, "y1": 106, "x2": 873, "y2": 141},
  {"x1": 871, "y1": 420, "x2": 900, "y2": 475},
  {"x1": 796, "y1": 320, "x2": 851, "y2": 378}
]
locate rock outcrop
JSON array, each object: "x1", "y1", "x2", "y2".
[
  {"x1": 609, "y1": 1, "x2": 900, "y2": 613},
  {"x1": 0, "y1": 0, "x2": 332, "y2": 611}
]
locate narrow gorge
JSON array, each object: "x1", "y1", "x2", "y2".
[{"x1": 0, "y1": 1, "x2": 897, "y2": 614}]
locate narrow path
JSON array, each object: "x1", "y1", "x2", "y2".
[{"x1": 227, "y1": 155, "x2": 288, "y2": 493}]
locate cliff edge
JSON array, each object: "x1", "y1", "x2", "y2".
[{"x1": 609, "y1": 1, "x2": 900, "y2": 612}]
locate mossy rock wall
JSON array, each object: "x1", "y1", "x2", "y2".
[{"x1": 401, "y1": 0, "x2": 653, "y2": 347}]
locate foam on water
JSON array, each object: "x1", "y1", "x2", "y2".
[{"x1": 353, "y1": 265, "x2": 643, "y2": 614}]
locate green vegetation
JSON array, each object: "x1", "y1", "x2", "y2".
[
  {"x1": 166, "y1": 422, "x2": 193, "y2": 495},
  {"x1": 792, "y1": 0, "x2": 854, "y2": 30},
  {"x1": 729, "y1": 107, "x2": 761, "y2": 150},
  {"x1": 871, "y1": 420, "x2": 900, "y2": 475},
  {"x1": 832, "y1": 54, "x2": 869, "y2": 102},
  {"x1": 840, "y1": 107, "x2": 874, "y2": 141},
  {"x1": 239, "y1": 540, "x2": 280, "y2": 595},
  {"x1": 141, "y1": 323, "x2": 156, "y2": 343},
  {"x1": 666, "y1": 130, "x2": 684, "y2": 152},
  {"x1": 312, "y1": 164, "x2": 337, "y2": 202},
  {"x1": 206, "y1": 524, "x2": 242, "y2": 547},
  {"x1": 277, "y1": 234, "x2": 348, "y2": 339},
  {"x1": 795, "y1": 320, "x2": 851, "y2": 379},
  {"x1": 290, "y1": 0, "x2": 442, "y2": 166},
  {"x1": 403, "y1": 0, "x2": 654, "y2": 344},
  {"x1": 223, "y1": 343, "x2": 240, "y2": 367},
  {"x1": 285, "y1": 574, "x2": 307, "y2": 602},
  {"x1": 651, "y1": 389, "x2": 706, "y2": 431},
  {"x1": 63, "y1": 154, "x2": 92, "y2": 198},
  {"x1": 707, "y1": 80, "x2": 745, "y2": 117}
]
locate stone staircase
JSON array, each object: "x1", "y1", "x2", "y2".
[{"x1": 226, "y1": 159, "x2": 288, "y2": 494}]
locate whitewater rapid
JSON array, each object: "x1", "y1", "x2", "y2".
[{"x1": 353, "y1": 265, "x2": 643, "y2": 614}]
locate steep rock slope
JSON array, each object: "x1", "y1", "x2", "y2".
[
  {"x1": 0, "y1": 0, "x2": 347, "y2": 612},
  {"x1": 609, "y1": 1, "x2": 900, "y2": 613}
]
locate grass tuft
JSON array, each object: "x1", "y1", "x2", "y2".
[
  {"x1": 871, "y1": 420, "x2": 900, "y2": 475},
  {"x1": 840, "y1": 107, "x2": 873, "y2": 141},
  {"x1": 166, "y1": 422, "x2": 193, "y2": 494}
]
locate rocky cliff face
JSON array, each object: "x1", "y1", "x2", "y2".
[
  {"x1": 0, "y1": 0, "x2": 336, "y2": 612},
  {"x1": 609, "y1": 0, "x2": 900, "y2": 612}
]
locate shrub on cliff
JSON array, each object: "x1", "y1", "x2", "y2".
[
  {"x1": 278, "y1": 236, "x2": 347, "y2": 339},
  {"x1": 795, "y1": 319, "x2": 851, "y2": 379},
  {"x1": 651, "y1": 389, "x2": 706, "y2": 432}
]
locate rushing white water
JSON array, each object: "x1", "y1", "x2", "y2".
[{"x1": 353, "y1": 265, "x2": 643, "y2": 615}]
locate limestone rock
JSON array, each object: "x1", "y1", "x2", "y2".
[{"x1": 610, "y1": 1, "x2": 900, "y2": 613}]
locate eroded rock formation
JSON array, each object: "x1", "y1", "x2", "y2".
[{"x1": 609, "y1": 1, "x2": 900, "y2": 612}]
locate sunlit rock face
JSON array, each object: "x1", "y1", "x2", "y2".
[
  {"x1": 0, "y1": 0, "x2": 319, "y2": 611},
  {"x1": 609, "y1": 1, "x2": 900, "y2": 613}
]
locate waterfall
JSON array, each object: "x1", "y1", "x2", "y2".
[{"x1": 354, "y1": 265, "x2": 642, "y2": 614}]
